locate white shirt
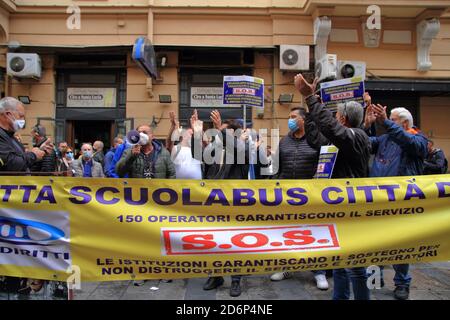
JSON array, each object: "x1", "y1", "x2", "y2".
[{"x1": 171, "y1": 145, "x2": 202, "y2": 179}]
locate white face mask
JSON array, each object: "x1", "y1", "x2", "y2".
[
  {"x1": 8, "y1": 113, "x2": 26, "y2": 132},
  {"x1": 15, "y1": 119, "x2": 26, "y2": 130},
  {"x1": 138, "y1": 132, "x2": 150, "y2": 146}
]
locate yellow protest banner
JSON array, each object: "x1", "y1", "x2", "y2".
[{"x1": 0, "y1": 175, "x2": 449, "y2": 282}]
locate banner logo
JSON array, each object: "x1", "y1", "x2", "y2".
[{"x1": 0, "y1": 217, "x2": 65, "y2": 246}]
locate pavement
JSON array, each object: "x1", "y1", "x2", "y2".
[{"x1": 2, "y1": 262, "x2": 447, "y2": 300}]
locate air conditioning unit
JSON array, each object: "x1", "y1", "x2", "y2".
[
  {"x1": 337, "y1": 60, "x2": 366, "y2": 80},
  {"x1": 7, "y1": 53, "x2": 42, "y2": 80},
  {"x1": 315, "y1": 54, "x2": 337, "y2": 82},
  {"x1": 280, "y1": 45, "x2": 310, "y2": 71}
]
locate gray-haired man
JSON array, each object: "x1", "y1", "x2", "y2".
[
  {"x1": 0, "y1": 97, "x2": 53, "y2": 296},
  {"x1": 295, "y1": 74, "x2": 371, "y2": 300},
  {"x1": 0, "y1": 97, "x2": 53, "y2": 173}
]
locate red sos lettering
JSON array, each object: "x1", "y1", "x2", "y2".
[
  {"x1": 181, "y1": 234, "x2": 216, "y2": 250},
  {"x1": 283, "y1": 230, "x2": 315, "y2": 246},
  {"x1": 164, "y1": 225, "x2": 339, "y2": 255},
  {"x1": 181, "y1": 230, "x2": 316, "y2": 250}
]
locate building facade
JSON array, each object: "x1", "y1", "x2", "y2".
[{"x1": 0, "y1": 0, "x2": 449, "y2": 158}]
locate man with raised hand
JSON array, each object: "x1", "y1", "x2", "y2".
[
  {"x1": 294, "y1": 74, "x2": 371, "y2": 300},
  {"x1": 364, "y1": 98, "x2": 428, "y2": 300}
]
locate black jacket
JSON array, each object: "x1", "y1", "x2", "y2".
[
  {"x1": 272, "y1": 130, "x2": 320, "y2": 179},
  {"x1": 0, "y1": 127, "x2": 37, "y2": 174},
  {"x1": 424, "y1": 148, "x2": 447, "y2": 174},
  {"x1": 193, "y1": 129, "x2": 250, "y2": 180},
  {"x1": 205, "y1": 129, "x2": 249, "y2": 180},
  {"x1": 305, "y1": 95, "x2": 370, "y2": 179},
  {"x1": 30, "y1": 137, "x2": 57, "y2": 173},
  {"x1": 93, "y1": 151, "x2": 105, "y2": 167}
]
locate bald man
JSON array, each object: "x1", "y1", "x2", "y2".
[{"x1": 116, "y1": 125, "x2": 175, "y2": 179}]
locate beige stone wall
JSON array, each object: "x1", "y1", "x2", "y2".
[
  {"x1": 10, "y1": 55, "x2": 55, "y2": 148},
  {"x1": 9, "y1": 13, "x2": 147, "y2": 46},
  {"x1": 328, "y1": 17, "x2": 450, "y2": 78},
  {"x1": 126, "y1": 51, "x2": 178, "y2": 140},
  {"x1": 0, "y1": 7, "x2": 9, "y2": 44},
  {"x1": 2, "y1": 1, "x2": 450, "y2": 149},
  {"x1": 253, "y1": 51, "x2": 301, "y2": 138},
  {"x1": 4, "y1": 10, "x2": 449, "y2": 80},
  {"x1": 420, "y1": 96, "x2": 450, "y2": 165}
]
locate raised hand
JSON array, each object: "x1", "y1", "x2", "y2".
[
  {"x1": 364, "y1": 104, "x2": 377, "y2": 129},
  {"x1": 372, "y1": 104, "x2": 388, "y2": 123},
  {"x1": 364, "y1": 92, "x2": 372, "y2": 107},
  {"x1": 240, "y1": 129, "x2": 249, "y2": 142},
  {"x1": 40, "y1": 138, "x2": 54, "y2": 155},
  {"x1": 210, "y1": 109, "x2": 222, "y2": 130},
  {"x1": 294, "y1": 73, "x2": 319, "y2": 98},
  {"x1": 191, "y1": 116, "x2": 203, "y2": 134},
  {"x1": 169, "y1": 111, "x2": 179, "y2": 129},
  {"x1": 190, "y1": 109, "x2": 197, "y2": 127}
]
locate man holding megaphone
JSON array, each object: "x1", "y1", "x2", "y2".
[{"x1": 116, "y1": 124, "x2": 175, "y2": 179}]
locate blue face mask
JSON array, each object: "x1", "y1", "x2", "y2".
[
  {"x1": 67, "y1": 152, "x2": 74, "y2": 160},
  {"x1": 83, "y1": 151, "x2": 93, "y2": 159},
  {"x1": 288, "y1": 119, "x2": 299, "y2": 131}
]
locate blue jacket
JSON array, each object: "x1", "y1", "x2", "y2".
[
  {"x1": 369, "y1": 120, "x2": 428, "y2": 177},
  {"x1": 104, "y1": 147, "x2": 116, "y2": 177},
  {"x1": 108, "y1": 142, "x2": 131, "y2": 178}
]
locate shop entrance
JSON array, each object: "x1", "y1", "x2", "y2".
[{"x1": 68, "y1": 120, "x2": 113, "y2": 155}]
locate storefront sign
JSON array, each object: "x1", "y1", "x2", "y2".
[
  {"x1": 67, "y1": 88, "x2": 116, "y2": 108},
  {"x1": 191, "y1": 87, "x2": 225, "y2": 107}
]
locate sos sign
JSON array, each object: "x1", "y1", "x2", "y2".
[{"x1": 161, "y1": 224, "x2": 340, "y2": 255}]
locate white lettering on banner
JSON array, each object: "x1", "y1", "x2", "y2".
[{"x1": 161, "y1": 224, "x2": 340, "y2": 255}]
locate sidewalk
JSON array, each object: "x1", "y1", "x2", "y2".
[
  {"x1": 1, "y1": 262, "x2": 448, "y2": 300},
  {"x1": 73, "y1": 262, "x2": 449, "y2": 300}
]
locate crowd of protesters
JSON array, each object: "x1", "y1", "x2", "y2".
[{"x1": 0, "y1": 71, "x2": 448, "y2": 300}]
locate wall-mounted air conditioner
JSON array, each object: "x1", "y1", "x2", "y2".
[{"x1": 7, "y1": 53, "x2": 42, "y2": 80}]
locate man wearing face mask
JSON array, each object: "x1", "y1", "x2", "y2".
[
  {"x1": 0, "y1": 97, "x2": 54, "y2": 296},
  {"x1": 93, "y1": 140, "x2": 105, "y2": 167},
  {"x1": 116, "y1": 125, "x2": 175, "y2": 179},
  {"x1": 199, "y1": 110, "x2": 251, "y2": 297},
  {"x1": 29, "y1": 125, "x2": 57, "y2": 174},
  {"x1": 72, "y1": 143, "x2": 105, "y2": 177},
  {"x1": 0, "y1": 97, "x2": 53, "y2": 174},
  {"x1": 269, "y1": 107, "x2": 329, "y2": 290}
]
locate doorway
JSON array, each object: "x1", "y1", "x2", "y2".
[{"x1": 68, "y1": 120, "x2": 113, "y2": 155}]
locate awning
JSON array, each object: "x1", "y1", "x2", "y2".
[{"x1": 366, "y1": 78, "x2": 450, "y2": 93}]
